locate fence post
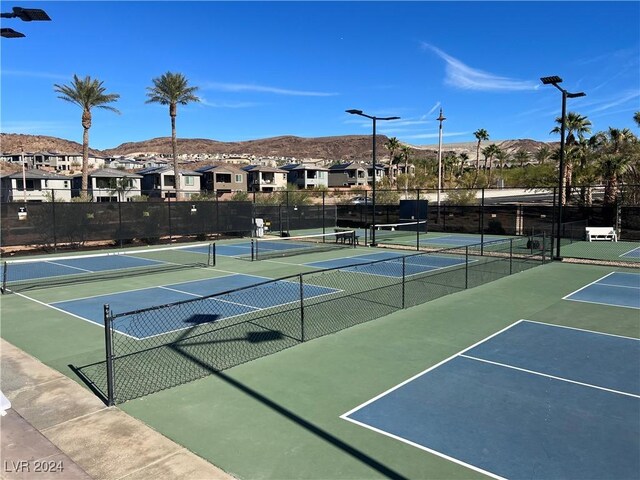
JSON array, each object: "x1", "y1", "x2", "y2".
[
  {"x1": 416, "y1": 189, "x2": 421, "y2": 251},
  {"x1": 322, "y1": 191, "x2": 326, "y2": 235},
  {"x1": 480, "y1": 188, "x2": 485, "y2": 256},
  {"x1": 542, "y1": 232, "x2": 546, "y2": 264},
  {"x1": 251, "y1": 239, "x2": 255, "y2": 261},
  {"x1": 299, "y1": 274, "x2": 305, "y2": 342},
  {"x1": 103, "y1": 304, "x2": 115, "y2": 406},
  {"x1": 402, "y1": 256, "x2": 406, "y2": 309},
  {"x1": 117, "y1": 199, "x2": 123, "y2": 248},
  {"x1": 51, "y1": 189, "x2": 58, "y2": 252},
  {"x1": 465, "y1": 246, "x2": 469, "y2": 289},
  {"x1": 167, "y1": 195, "x2": 173, "y2": 242}
]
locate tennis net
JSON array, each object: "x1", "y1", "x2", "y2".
[
  {"x1": 368, "y1": 220, "x2": 427, "y2": 246},
  {"x1": 1, "y1": 242, "x2": 215, "y2": 293},
  {"x1": 249, "y1": 231, "x2": 357, "y2": 260}
]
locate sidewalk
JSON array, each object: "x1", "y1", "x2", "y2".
[{"x1": 0, "y1": 339, "x2": 235, "y2": 480}]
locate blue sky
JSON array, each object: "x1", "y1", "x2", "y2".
[{"x1": 2, "y1": 1, "x2": 639, "y2": 151}]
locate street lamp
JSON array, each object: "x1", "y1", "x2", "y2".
[
  {"x1": 346, "y1": 109, "x2": 400, "y2": 246},
  {"x1": 436, "y1": 108, "x2": 446, "y2": 219},
  {"x1": 1, "y1": 6, "x2": 51, "y2": 38},
  {"x1": 540, "y1": 76, "x2": 586, "y2": 259}
]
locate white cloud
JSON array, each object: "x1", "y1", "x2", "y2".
[
  {"x1": 199, "y1": 97, "x2": 262, "y2": 109},
  {"x1": 202, "y1": 82, "x2": 337, "y2": 97},
  {"x1": 588, "y1": 90, "x2": 640, "y2": 114},
  {"x1": 426, "y1": 102, "x2": 441, "y2": 116},
  {"x1": 421, "y1": 43, "x2": 538, "y2": 92},
  {"x1": 1, "y1": 70, "x2": 69, "y2": 81},
  {"x1": 1, "y1": 120, "x2": 73, "y2": 134}
]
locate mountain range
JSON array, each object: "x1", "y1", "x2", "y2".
[{"x1": 1, "y1": 133, "x2": 555, "y2": 163}]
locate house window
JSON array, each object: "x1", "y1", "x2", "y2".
[
  {"x1": 184, "y1": 176, "x2": 194, "y2": 186},
  {"x1": 215, "y1": 173, "x2": 232, "y2": 183},
  {"x1": 16, "y1": 179, "x2": 42, "y2": 191},
  {"x1": 235, "y1": 174, "x2": 243, "y2": 183}
]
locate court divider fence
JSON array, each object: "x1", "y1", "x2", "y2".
[{"x1": 73, "y1": 234, "x2": 548, "y2": 405}]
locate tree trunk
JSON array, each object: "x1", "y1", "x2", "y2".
[
  {"x1": 81, "y1": 109, "x2": 91, "y2": 198},
  {"x1": 171, "y1": 110, "x2": 181, "y2": 200}
]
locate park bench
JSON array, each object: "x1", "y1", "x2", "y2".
[
  {"x1": 585, "y1": 226, "x2": 617, "y2": 242},
  {"x1": 334, "y1": 228, "x2": 359, "y2": 245}
]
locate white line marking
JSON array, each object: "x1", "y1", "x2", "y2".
[
  {"x1": 45, "y1": 260, "x2": 94, "y2": 273},
  {"x1": 341, "y1": 416, "x2": 506, "y2": 480},
  {"x1": 460, "y1": 354, "x2": 640, "y2": 398},
  {"x1": 564, "y1": 297, "x2": 640, "y2": 310},
  {"x1": 619, "y1": 246, "x2": 640, "y2": 257},
  {"x1": 522, "y1": 319, "x2": 640, "y2": 341},
  {"x1": 562, "y1": 271, "x2": 618, "y2": 300}
]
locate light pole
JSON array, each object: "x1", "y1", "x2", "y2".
[
  {"x1": 346, "y1": 109, "x2": 400, "y2": 246},
  {"x1": 1, "y1": 6, "x2": 51, "y2": 38},
  {"x1": 540, "y1": 76, "x2": 586, "y2": 259},
  {"x1": 436, "y1": 108, "x2": 446, "y2": 220}
]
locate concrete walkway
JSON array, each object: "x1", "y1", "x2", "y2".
[{"x1": 0, "y1": 339, "x2": 234, "y2": 480}]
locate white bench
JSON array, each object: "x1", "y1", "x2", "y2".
[{"x1": 585, "y1": 226, "x2": 617, "y2": 242}]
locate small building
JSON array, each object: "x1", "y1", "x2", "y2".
[
  {"x1": 281, "y1": 163, "x2": 329, "y2": 189},
  {"x1": 243, "y1": 165, "x2": 288, "y2": 192},
  {"x1": 139, "y1": 166, "x2": 202, "y2": 199},
  {"x1": 196, "y1": 163, "x2": 247, "y2": 195},
  {"x1": 72, "y1": 168, "x2": 143, "y2": 202},
  {"x1": 0, "y1": 169, "x2": 72, "y2": 202}
]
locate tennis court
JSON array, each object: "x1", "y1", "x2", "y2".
[
  {"x1": 1, "y1": 235, "x2": 638, "y2": 479},
  {"x1": 563, "y1": 271, "x2": 640, "y2": 309},
  {"x1": 343, "y1": 319, "x2": 639, "y2": 479}
]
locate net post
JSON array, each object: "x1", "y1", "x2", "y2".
[
  {"x1": 103, "y1": 304, "x2": 116, "y2": 406},
  {"x1": 51, "y1": 190, "x2": 58, "y2": 252},
  {"x1": 480, "y1": 188, "x2": 485, "y2": 256},
  {"x1": 416, "y1": 189, "x2": 421, "y2": 251},
  {"x1": 209, "y1": 243, "x2": 216, "y2": 267},
  {"x1": 509, "y1": 239, "x2": 514, "y2": 275},
  {"x1": 1, "y1": 261, "x2": 7, "y2": 294},
  {"x1": 351, "y1": 231, "x2": 356, "y2": 248},
  {"x1": 299, "y1": 274, "x2": 305, "y2": 342},
  {"x1": 465, "y1": 246, "x2": 469, "y2": 289},
  {"x1": 251, "y1": 239, "x2": 256, "y2": 261}
]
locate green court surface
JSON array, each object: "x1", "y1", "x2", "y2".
[
  {"x1": 1, "y1": 238, "x2": 638, "y2": 479},
  {"x1": 560, "y1": 240, "x2": 640, "y2": 263}
]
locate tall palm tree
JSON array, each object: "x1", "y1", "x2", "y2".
[
  {"x1": 400, "y1": 145, "x2": 411, "y2": 193},
  {"x1": 551, "y1": 112, "x2": 592, "y2": 204},
  {"x1": 513, "y1": 149, "x2": 530, "y2": 168},
  {"x1": 593, "y1": 127, "x2": 637, "y2": 205},
  {"x1": 146, "y1": 72, "x2": 200, "y2": 199},
  {"x1": 481, "y1": 143, "x2": 501, "y2": 184},
  {"x1": 458, "y1": 152, "x2": 470, "y2": 176},
  {"x1": 473, "y1": 129, "x2": 489, "y2": 172},
  {"x1": 54, "y1": 75, "x2": 120, "y2": 197},
  {"x1": 535, "y1": 145, "x2": 551, "y2": 165},
  {"x1": 384, "y1": 137, "x2": 401, "y2": 181}
]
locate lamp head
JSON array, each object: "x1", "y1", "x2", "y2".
[
  {"x1": 540, "y1": 76, "x2": 563, "y2": 85},
  {"x1": 346, "y1": 109, "x2": 363, "y2": 115},
  {"x1": 567, "y1": 92, "x2": 586, "y2": 98}
]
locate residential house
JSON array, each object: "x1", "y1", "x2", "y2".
[
  {"x1": 139, "y1": 166, "x2": 202, "y2": 199},
  {"x1": 0, "y1": 151, "x2": 106, "y2": 172},
  {"x1": 72, "y1": 168, "x2": 143, "y2": 202},
  {"x1": 196, "y1": 163, "x2": 247, "y2": 195},
  {"x1": 106, "y1": 156, "x2": 145, "y2": 170},
  {"x1": 0, "y1": 169, "x2": 72, "y2": 202},
  {"x1": 328, "y1": 162, "x2": 368, "y2": 188},
  {"x1": 243, "y1": 165, "x2": 288, "y2": 192},
  {"x1": 281, "y1": 163, "x2": 328, "y2": 189}
]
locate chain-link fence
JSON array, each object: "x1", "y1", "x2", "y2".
[{"x1": 74, "y1": 236, "x2": 547, "y2": 405}]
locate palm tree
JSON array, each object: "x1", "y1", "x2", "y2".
[
  {"x1": 634, "y1": 111, "x2": 640, "y2": 127},
  {"x1": 593, "y1": 127, "x2": 637, "y2": 205},
  {"x1": 54, "y1": 75, "x2": 120, "y2": 197},
  {"x1": 458, "y1": 152, "x2": 470, "y2": 176},
  {"x1": 513, "y1": 149, "x2": 530, "y2": 168},
  {"x1": 146, "y1": 72, "x2": 200, "y2": 199},
  {"x1": 551, "y1": 112, "x2": 591, "y2": 204},
  {"x1": 535, "y1": 145, "x2": 551, "y2": 165},
  {"x1": 384, "y1": 137, "x2": 401, "y2": 181},
  {"x1": 473, "y1": 129, "x2": 489, "y2": 172},
  {"x1": 495, "y1": 149, "x2": 509, "y2": 170},
  {"x1": 481, "y1": 143, "x2": 501, "y2": 184},
  {"x1": 399, "y1": 145, "x2": 411, "y2": 193}
]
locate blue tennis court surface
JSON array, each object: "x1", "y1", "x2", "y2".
[
  {"x1": 564, "y1": 272, "x2": 640, "y2": 309},
  {"x1": 306, "y1": 251, "x2": 467, "y2": 278},
  {"x1": 621, "y1": 246, "x2": 640, "y2": 259},
  {"x1": 50, "y1": 274, "x2": 339, "y2": 339},
  {"x1": 420, "y1": 234, "x2": 510, "y2": 246},
  {"x1": 4, "y1": 244, "x2": 212, "y2": 283},
  {"x1": 343, "y1": 320, "x2": 640, "y2": 479}
]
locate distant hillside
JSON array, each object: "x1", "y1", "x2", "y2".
[{"x1": 1, "y1": 133, "x2": 556, "y2": 162}]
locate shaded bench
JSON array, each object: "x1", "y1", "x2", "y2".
[{"x1": 586, "y1": 226, "x2": 617, "y2": 242}]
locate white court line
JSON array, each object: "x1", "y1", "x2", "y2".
[
  {"x1": 561, "y1": 271, "x2": 618, "y2": 300},
  {"x1": 45, "y1": 260, "x2": 95, "y2": 273},
  {"x1": 523, "y1": 319, "x2": 640, "y2": 341},
  {"x1": 459, "y1": 354, "x2": 640, "y2": 399},
  {"x1": 564, "y1": 297, "x2": 640, "y2": 310},
  {"x1": 619, "y1": 246, "x2": 640, "y2": 257}
]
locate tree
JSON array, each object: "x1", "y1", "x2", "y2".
[
  {"x1": 535, "y1": 145, "x2": 551, "y2": 165},
  {"x1": 593, "y1": 127, "x2": 637, "y2": 205},
  {"x1": 400, "y1": 145, "x2": 411, "y2": 193},
  {"x1": 512, "y1": 149, "x2": 530, "y2": 168},
  {"x1": 146, "y1": 72, "x2": 200, "y2": 200},
  {"x1": 54, "y1": 75, "x2": 120, "y2": 197},
  {"x1": 384, "y1": 137, "x2": 401, "y2": 181},
  {"x1": 481, "y1": 144, "x2": 501, "y2": 184},
  {"x1": 634, "y1": 111, "x2": 640, "y2": 127},
  {"x1": 473, "y1": 129, "x2": 489, "y2": 171},
  {"x1": 458, "y1": 152, "x2": 470, "y2": 176},
  {"x1": 551, "y1": 112, "x2": 592, "y2": 204}
]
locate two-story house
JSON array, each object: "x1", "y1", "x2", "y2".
[
  {"x1": 281, "y1": 164, "x2": 329, "y2": 190},
  {"x1": 196, "y1": 163, "x2": 247, "y2": 195},
  {"x1": 139, "y1": 166, "x2": 202, "y2": 199},
  {"x1": 243, "y1": 165, "x2": 288, "y2": 192},
  {"x1": 71, "y1": 168, "x2": 143, "y2": 202},
  {"x1": 0, "y1": 169, "x2": 72, "y2": 202},
  {"x1": 328, "y1": 162, "x2": 369, "y2": 188}
]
